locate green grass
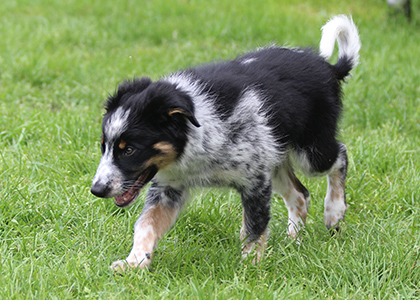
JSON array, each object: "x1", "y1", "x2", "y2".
[{"x1": 1, "y1": 0, "x2": 420, "y2": 298}]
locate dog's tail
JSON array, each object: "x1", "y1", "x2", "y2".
[{"x1": 319, "y1": 15, "x2": 361, "y2": 80}]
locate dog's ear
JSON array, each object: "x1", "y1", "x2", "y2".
[
  {"x1": 144, "y1": 82, "x2": 201, "y2": 128},
  {"x1": 167, "y1": 107, "x2": 200, "y2": 127},
  {"x1": 105, "y1": 77, "x2": 152, "y2": 112},
  {"x1": 164, "y1": 89, "x2": 201, "y2": 128}
]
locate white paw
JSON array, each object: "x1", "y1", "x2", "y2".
[
  {"x1": 241, "y1": 232, "x2": 267, "y2": 264},
  {"x1": 242, "y1": 243, "x2": 264, "y2": 264},
  {"x1": 287, "y1": 217, "x2": 304, "y2": 239},
  {"x1": 110, "y1": 253, "x2": 152, "y2": 272},
  {"x1": 324, "y1": 202, "x2": 347, "y2": 230}
]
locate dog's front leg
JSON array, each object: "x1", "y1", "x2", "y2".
[
  {"x1": 111, "y1": 184, "x2": 186, "y2": 271},
  {"x1": 240, "y1": 173, "x2": 272, "y2": 263}
]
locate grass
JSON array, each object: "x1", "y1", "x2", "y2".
[{"x1": 1, "y1": 0, "x2": 419, "y2": 298}]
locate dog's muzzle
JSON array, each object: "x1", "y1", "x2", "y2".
[{"x1": 91, "y1": 181, "x2": 111, "y2": 198}]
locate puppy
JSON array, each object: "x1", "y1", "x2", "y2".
[{"x1": 91, "y1": 15, "x2": 361, "y2": 270}]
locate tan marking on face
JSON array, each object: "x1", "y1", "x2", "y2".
[
  {"x1": 144, "y1": 142, "x2": 178, "y2": 170},
  {"x1": 119, "y1": 140, "x2": 127, "y2": 150},
  {"x1": 100, "y1": 136, "x2": 104, "y2": 145},
  {"x1": 153, "y1": 142, "x2": 175, "y2": 153}
]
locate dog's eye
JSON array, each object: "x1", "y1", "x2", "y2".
[{"x1": 124, "y1": 147, "x2": 135, "y2": 156}]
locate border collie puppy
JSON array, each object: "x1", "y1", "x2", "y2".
[{"x1": 91, "y1": 15, "x2": 361, "y2": 271}]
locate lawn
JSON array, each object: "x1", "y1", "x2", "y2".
[{"x1": 1, "y1": 0, "x2": 419, "y2": 298}]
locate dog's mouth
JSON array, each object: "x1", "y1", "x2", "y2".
[{"x1": 114, "y1": 166, "x2": 158, "y2": 207}]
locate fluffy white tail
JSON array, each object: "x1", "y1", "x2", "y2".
[{"x1": 319, "y1": 15, "x2": 361, "y2": 69}]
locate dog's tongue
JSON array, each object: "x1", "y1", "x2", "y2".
[
  {"x1": 114, "y1": 170, "x2": 150, "y2": 207},
  {"x1": 114, "y1": 186, "x2": 140, "y2": 207}
]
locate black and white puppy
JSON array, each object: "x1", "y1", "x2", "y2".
[{"x1": 91, "y1": 15, "x2": 361, "y2": 270}]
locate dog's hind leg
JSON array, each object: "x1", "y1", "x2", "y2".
[
  {"x1": 295, "y1": 141, "x2": 348, "y2": 232},
  {"x1": 323, "y1": 143, "x2": 348, "y2": 231},
  {"x1": 239, "y1": 173, "x2": 272, "y2": 263},
  {"x1": 272, "y1": 163, "x2": 310, "y2": 239},
  {"x1": 110, "y1": 183, "x2": 187, "y2": 271}
]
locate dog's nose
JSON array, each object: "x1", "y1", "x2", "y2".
[{"x1": 91, "y1": 182, "x2": 109, "y2": 198}]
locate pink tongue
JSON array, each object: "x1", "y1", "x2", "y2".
[
  {"x1": 114, "y1": 187, "x2": 138, "y2": 205},
  {"x1": 114, "y1": 170, "x2": 150, "y2": 206}
]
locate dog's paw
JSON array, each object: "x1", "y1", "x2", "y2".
[
  {"x1": 110, "y1": 260, "x2": 131, "y2": 273},
  {"x1": 242, "y1": 239, "x2": 266, "y2": 264},
  {"x1": 325, "y1": 218, "x2": 345, "y2": 236},
  {"x1": 110, "y1": 253, "x2": 152, "y2": 273},
  {"x1": 324, "y1": 204, "x2": 347, "y2": 233}
]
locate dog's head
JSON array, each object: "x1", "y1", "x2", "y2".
[{"x1": 91, "y1": 77, "x2": 200, "y2": 207}]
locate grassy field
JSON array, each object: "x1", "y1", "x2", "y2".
[{"x1": 1, "y1": 0, "x2": 419, "y2": 298}]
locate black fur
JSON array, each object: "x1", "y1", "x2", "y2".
[{"x1": 176, "y1": 47, "x2": 349, "y2": 174}]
